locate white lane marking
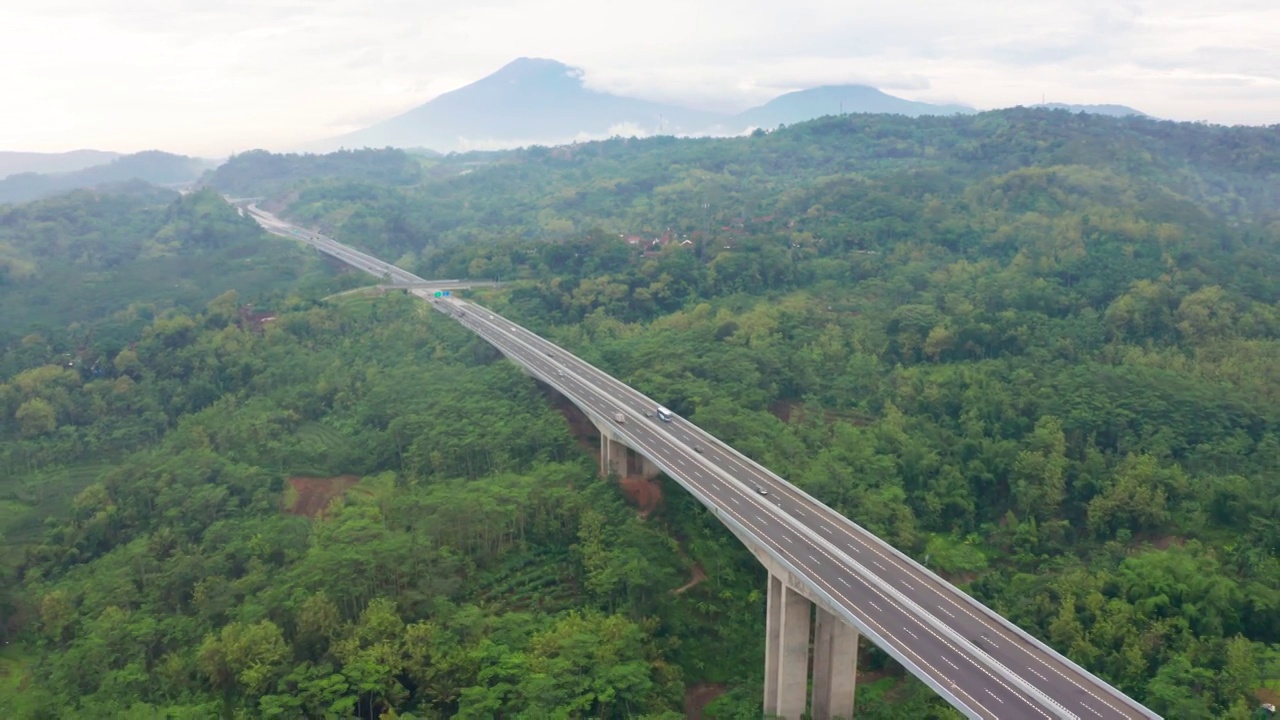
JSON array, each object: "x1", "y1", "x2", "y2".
[
  {"x1": 275, "y1": 239, "x2": 1041, "y2": 720},
  {"x1": 820, "y1": 525, "x2": 832, "y2": 534},
  {"x1": 846, "y1": 543, "x2": 861, "y2": 553},
  {"x1": 479, "y1": 326, "x2": 1055, "y2": 720},
  {"x1": 904, "y1": 628, "x2": 918, "y2": 639},
  {"x1": 808, "y1": 554, "x2": 819, "y2": 563},
  {"x1": 873, "y1": 560, "x2": 887, "y2": 570},
  {"x1": 1083, "y1": 703, "x2": 1104, "y2": 717},
  {"x1": 985, "y1": 689, "x2": 1005, "y2": 704},
  {"x1": 838, "y1": 577, "x2": 850, "y2": 587},
  {"x1": 944, "y1": 658, "x2": 959, "y2": 669},
  {"x1": 938, "y1": 607, "x2": 957, "y2": 619},
  {"x1": 730, "y1": 496, "x2": 741, "y2": 505}
]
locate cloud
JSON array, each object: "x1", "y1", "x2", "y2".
[{"x1": 1, "y1": 0, "x2": 1277, "y2": 155}]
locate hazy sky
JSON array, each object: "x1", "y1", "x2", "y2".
[{"x1": 4, "y1": 0, "x2": 1277, "y2": 156}]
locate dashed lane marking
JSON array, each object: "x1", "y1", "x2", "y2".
[{"x1": 477, "y1": 329, "x2": 1052, "y2": 720}]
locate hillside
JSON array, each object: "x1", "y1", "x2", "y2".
[
  {"x1": 0, "y1": 186, "x2": 354, "y2": 355},
  {"x1": 1034, "y1": 102, "x2": 1147, "y2": 118},
  {"x1": 1, "y1": 109, "x2": 1278, "y2": 718},
  {"x1": 202, "y1": 147, "x2": 424, "y2": 197},
  {"x1": 247, "y1": 108, "x2": 1280, "y2": 263},
  {"x1": 0, "y1": 151, "x2": 211, "y2": 205},
  {"x1": 0, "y1": 150, "x2": 120, "y2": 179}
]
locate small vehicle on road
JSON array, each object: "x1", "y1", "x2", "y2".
[
  {"x1": 614, "y1": 412, "x2": 626, "y2": 423},
  {"x1": 753, "y1": 484, "x2": 769, "y2": 496},
  {"x1": 694, "y1": 445, "x2": 704, "y2": 453}
]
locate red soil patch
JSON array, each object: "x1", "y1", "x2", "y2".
[
  {"x1": 619, "y1": 475, "x2": 664, "y2": 517},
  {"x1": 542, "y1": 383, "x2": 667, "y2": 516},
  {"x1": 286, "y1": 475, "x2": 359, "y2": 518},
  {"x1": 684, "y1": 682, "x2": 728, "y2": 720}
]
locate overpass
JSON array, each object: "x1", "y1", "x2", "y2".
[{"x1": 246, "y1": 207, "x2": 1160, "y2": 720}]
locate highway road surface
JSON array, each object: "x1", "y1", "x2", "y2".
[
  {"x1": 244, "y1": 205, "x2": 1159, "y2": 720},
  {"x1": 450, "y1": 300, "x2": 1156, "y2": 720}
]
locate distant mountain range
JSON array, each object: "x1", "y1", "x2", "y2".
[
  {"x1": 0, "y1": 151, "x2": 213, "y2": 205},
  {"x1": 0, "y1": 150, "x2": 121, "y2": 179},
  {"x1": 308, "y1": 58, "x2": 1148, "y2": 153}
]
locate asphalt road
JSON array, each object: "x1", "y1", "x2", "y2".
[
  {"x1": 445, "y1": 299, "x2": 1157, "y2": 720},
  {"x1": 431, "y1": 297, "x2": 1053, "y2": 719},
  {"x1": 242, "y1": 204, "x2": 1159, "y2": 720}
]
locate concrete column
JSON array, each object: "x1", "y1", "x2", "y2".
[
  {"x1": 633, "y1": 452, "x2": 660, "y2": 478},
  {"x1": 599, "y1": 434, "x2": 627, "y2": 478},
  {"x1": 811, "y1": 607, "x2": 858, "y2": 720},
  {"x1": 765, "y1": 575, "x2": 812, "y2": 720},
  {"x1": 598, "y1": 431, "x2": 607, "y2": 476},
  {"x1": 764, "y1": 574, "x2": 782, "y2": 712}
]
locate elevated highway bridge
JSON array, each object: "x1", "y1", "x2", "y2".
[{"x1": 244, "y1": 203, "x2": 1159, "y2": 720}]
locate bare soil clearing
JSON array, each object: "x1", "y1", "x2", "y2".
[
  {"x1": 683, "y1": 682, "x2": 727, "y2": 719},
  {"x1": 286, "y1": 475, "x2": 359, "y2": 518}
]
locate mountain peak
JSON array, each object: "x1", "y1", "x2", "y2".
[
  {"x1": 484, "y1": 57, "x2": 582, "y2": 86},
  {"x1": 738, "y1": 84, "x2": 973, "y2": 128},
  {"x1": 316, "y1": 57, "x2": 718, "y2": 152}
]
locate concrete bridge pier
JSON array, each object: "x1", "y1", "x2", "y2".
[
  {"x1": 600, "y1": 433, "x2": 628, "y2": 478},
  {"x1": 764, "y1": 573, "x2": 858, "y2": 720},
  {"x1": 766, "y1": 574, "x2": 811, "y2": 718},
  {"x1": 812, "y1": 607, "x2": 859, "y2": 719}
]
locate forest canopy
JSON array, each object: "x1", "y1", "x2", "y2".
[{"x1": 2, "y1": 109, "x2": 1279, "y2": 718}]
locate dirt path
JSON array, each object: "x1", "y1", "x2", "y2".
[
  {"x1": 672, "y1": 563, "x2": 707, "y2": 594},
  {"x1": 683, "y1": 682, "x2": 727, "y2": 719}
]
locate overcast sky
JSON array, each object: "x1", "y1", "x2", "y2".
[{"x1": 4, "y1": 0, "x2": 1278, "y2": 156}]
